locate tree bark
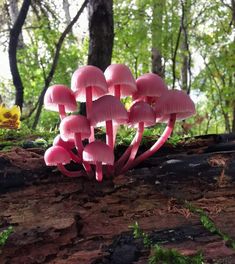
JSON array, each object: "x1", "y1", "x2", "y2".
[
  {"x1": 8, "y1": 0, "x2": 31, "y2": 110},
  {"x1": 87, "y1": 0, "x2": 114, "y2": 71},
  {"x1": 8, "y1": 0, "x2": 25, "y2": 49},
  {"x1": 79, "y1": 0, "x2": 113, "y2": 115},
  {"x1": 63, "y1": 0, "x2": 72, "y2": 25},
  {"x1": 151, "y1": 0, "x2": 165, "y2": 77}
]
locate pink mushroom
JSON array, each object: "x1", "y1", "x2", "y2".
[
  {"x1": 59, "y1": 115, "x2": 91, "y2": 173},
  {"x1": 83, "y1": 141, "x2": 114, "y2": 182},
  {"x1": 53, "y1": 135, "x2": 81, "y2": 163},
  {"x1": 89, "y1": 95, "x2": 128, "y2": 149},
  {"x1": 44, "y1": 84, "x2": 77, "y2": 120},
  {"x1": 104, "y1": 64, "x2": 137, "y2": 99},
  {"x1": 132, "y1": 73, "x2": 168, "y2": 106},
  {"x1": 44, "y1": 146, "x2": 85, "y2": 177},
  {"x1": 71, "y1": 65, "x2": 108, "y2": 142},
  {"x1": 117, "y1": 101, "x2": 156, "y2": 173},
  {"x1": 126, "y1": 90, "x2": 196, "y2": 171}
]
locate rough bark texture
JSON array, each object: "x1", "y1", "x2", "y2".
[
  {"x1": 151, "y1": 0, "x2": 165, "y2": 77},
  {"x1": 79, "y1": 0, "x2": 113, "y2": 115},
  {"x1": 0, "y1": 134, "x2": 235, "y2": 263},
  {"x1": 8, "y1": 0, "x2": 31, "y2": 110},
  {"x1": 87, "y1": 0, "x2": 114, "y2": 71},
  {"x1": 8, "y1": 0, "x2": 25, "y2": 49}
]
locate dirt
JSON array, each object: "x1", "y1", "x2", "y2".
[{"x1": 0, "y1": 134, "x2": 235, "y2": 264}]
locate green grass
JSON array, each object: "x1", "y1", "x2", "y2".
[
  {"x1": 0, "y1": 122, "x2": 58, "y2": 150},
  {"x1": 130, "y1": 222, "x2": 204, "y2": 264},
  {"x1": 185, "y1": 202, "x2": 235, "y2": 250},
  {"x1": 0, "y1": 226, "x2": 13, "y2": 247}
]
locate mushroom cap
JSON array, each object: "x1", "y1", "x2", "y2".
[
  {"x1": 44, "y1": 85, "x2": 77, "y2": 112},
  {"x1": 83, "y1": 141, "x2": 114, "y2": 165},
  {"x1": 44, "y1": 146, "x2": 71, "y2": 166},
  {"x1": 59, "y1": 115, "x2": 91, "y2": 141},
  {"x1": 71, "y1": 65, "x2": 108, "y2": 102},
  {"x1": 154, "y1": 90, "x2": 196, "y2": 123},
  {"x1": 104, "y1": 64, "x2": 137, "y2": 97},
  {"x1": 129, "y1": 101, "x2": 156, "y2": 128},
  {"x1": 133, "y1": 73, "x2": 168, "y2": 101},
  {"x1": 53, "y1": 135, "x2": 75, "y2": 150},
  {"x1": 90, "y1": 95, "x2": 128, "y2": 127}
]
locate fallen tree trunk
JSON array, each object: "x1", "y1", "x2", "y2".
[{"x1": 0, "y1": 134, "x2": 235, "y2": 263}]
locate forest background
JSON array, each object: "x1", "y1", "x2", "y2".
[{"x1": 0, "y1": 0, "x2": 234, "y2": 138}]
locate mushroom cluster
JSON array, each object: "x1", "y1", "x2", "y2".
[{"x1": 44, "y1": 64, "x2": 195, "y2": 181}]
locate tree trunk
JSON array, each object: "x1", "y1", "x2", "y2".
[
  {"x1": 8, "y1": 0, "x2": 31, "y2": 111},
  {"x1": 87, "y1": 0, "x2": 114, "y2": 71},
  {"x1": 232, "y1": 103, "x2": 235, "y2": 133},
  {"x1": 80, "y1": 0, "x2": 114, "y2": 115},
  {"x1": 63, "y1": 0, "x2": 71, "y2": 25},
  {"x1": 8, "y1": 0, "x2": 25, "y2": 49},
  {"x1": 231, "y1": 0, "x2": 235, "y2": 132},
  {"x1": 180, "y1": 0, "x2": 191, "y2": 94},
  {"x1": 151, "y1": 0, "x2": 165, "y2": 77}
]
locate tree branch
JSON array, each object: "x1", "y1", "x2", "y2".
[
  {"x1": 8, "y1": 0, "x2": 31, "y2": 110},
  {"x1": 32, "y1": 0, "x2": 89, "y2": 129}
]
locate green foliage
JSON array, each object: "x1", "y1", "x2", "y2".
[
  {"x1": 130, "y1": 222, "x2": 204, "y2": 264},
  {"x1": 185, "y1": 202, "x2": 235, "y2": 250},
  {"x1": 0, "y1": 226, "x2": 13, "y2": 247},
  {"x1": 0, "y1": 121, "x2": 57, "y2": 150}
]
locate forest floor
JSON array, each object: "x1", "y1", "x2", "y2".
[{"x1": 0, "y1": 133, "x2": 235, "y2": 264}]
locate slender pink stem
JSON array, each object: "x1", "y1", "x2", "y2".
[
  {"x1": 68, "y1": 151, "x2": 82, "y2": 163},
  {"x1": 114, "y1": 134, "x2": 137, "y2": 172},
  {"x1": 106, "y1": 120, "x2": 114, "y2": 149},
  {"x1": 121, "y1": 122, "x2": 144, "y2": 172},
  {"x1": 74, "y1": 133, "x2": 83, "y2": 156},
  {"x1": 58, "y1": 104, "x2": 66, "y2": 120},
  {"x1": 113, "y1": 85, "x2": 121, "y2": 147},
  {"x1": 124, "y1": 113, "x2": 176, "y2": 172},
  {"x1": 95, "y1": 161, "x2": 103, "y2": 182},
  {"x1": 74, "y1": 133, "x2": 92, "y2": 173},
  {"x1": 114, "y1": 85, "x2": 121, "y2": 99},
  {"x1": 57, "y1": 163, "x2": 85, "y2": 177},
  {"x1": 86, "y1": 86, "x2": 95, "y2": 142}
]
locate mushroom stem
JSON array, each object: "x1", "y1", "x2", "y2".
[
  {"x1": 106, "y1": 120, "x2": 114, "y2": 149},
  {"x1": 58, "y1": 104, "x2": 66, "y2": 120},
  {"x1": 121, "y1": 122, "x2": 144, "y2": 172},
  {"x1": 57, "y1": 164, "x2": 85, "y2": 177},
  {"x1": 69, "y1": 151, "x2": 82, "y2": 163},
  {"x1": 123, "y1": 113, "x2": 176, "y2": 172},
  {"x1": 74, "y1": 133, "x2": 84, "y2": 156},
  {"x1": 114, "y1": 135, "x2": 136, "y2": 172},
  {"x1": 114, "y1": 84, "x2": 121, "y2": 99},
  {"x1": 74, "y1": 133, "x2": 92, "y2": 173},
  {"x1": 95, "y1": 161, "x2": 103, "y2": 182},
  {"x1": 86, "y1": 86, "x2": 95, "y2": 142},
  {"x1": 113, "y1": 85, "x2": 121, "y2": 147}
]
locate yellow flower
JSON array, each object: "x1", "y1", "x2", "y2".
[{"x1": 0, "y1": 104, "x2": 21, "y2": 129}]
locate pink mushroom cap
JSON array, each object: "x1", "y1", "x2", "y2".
[
  {"x1": 90, "y1": 95, "x2": 128, "y2": 127},
  {"x1": 104, "y1": 64, "x2": 137, "y2": 97},
  {"x1": 133, "y1": 73, "x2": 168, "y2": 101},
  {"x1": 53, "y1": 135, "x2": 75, "y2": 150},
  {"x1": 59, "y1": 115, "x2": 91, "y2": 141},
  {"x1": 83, "y1": 141, "x2": 114, "y2": 165},
  {"x1": 154, "y1": 90, "x2": 196, "y2": 123},
  {"x1": 44, "y1": 85, "x2": 77, "y2": 112},
  {"x1": 44, "y1": 146, "x2": 71, "y2": 166},
  {"x1": 71, "y1": 65, "x2": 108, "y2": 102},
  {"x1": 128, "y1": 101, "x2": 156, "y2": 128}
]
